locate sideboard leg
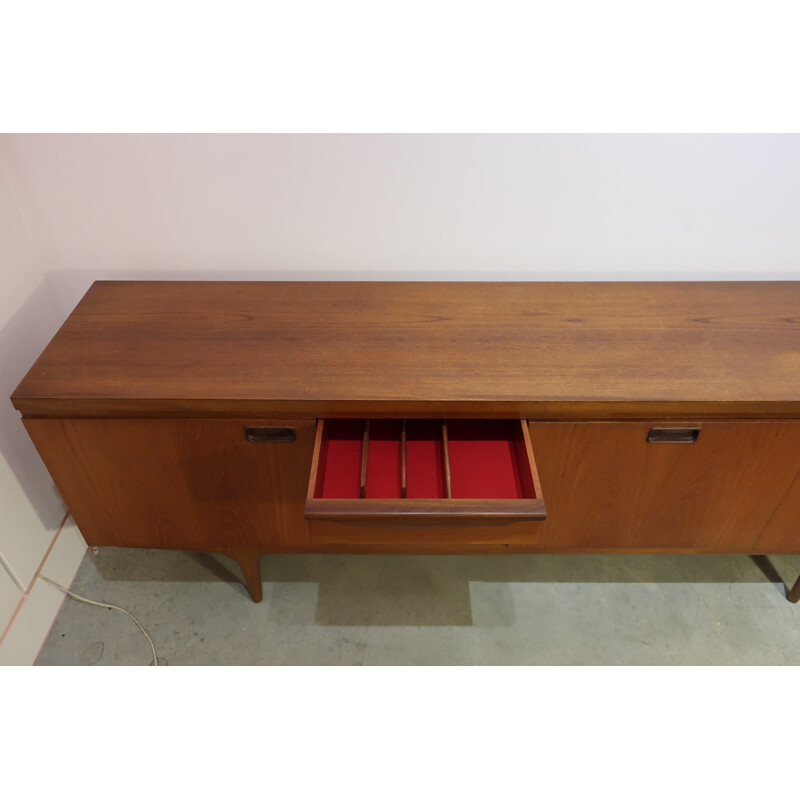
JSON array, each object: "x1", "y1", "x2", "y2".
[
  {"x1": 788, "y1": 573, "x2": 800, "y2": 604},
  {"x1": 223, "y1": 547, "x2": 263, "y2": 603}
]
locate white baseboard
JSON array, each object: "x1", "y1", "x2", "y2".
[{"x1": 0, "y1": 518, "x2": 87, "y2": 665}]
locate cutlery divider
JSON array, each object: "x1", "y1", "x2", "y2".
[
  {"x1": 359, "y1": 419, "x2": 370, "y2": 499},
  {"x1": 316, "y1": 418, "x2": 534, "y2": 501},
  {"x1": 400, "y1": 419, "x2": 407, "y2": 499},
  {"x1": 441, "y1": 420, "x2": 453, "y2": 499}
]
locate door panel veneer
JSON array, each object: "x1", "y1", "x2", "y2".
[
  {"x1": 529, "y1": 421, "x2": 800, "y2": 551},
  {"x1": 753, "y1": 469, "x2": 800, "y2": 553},
  {"x1": 23, "y1": 418, "x2": 316, "y2": 550}
]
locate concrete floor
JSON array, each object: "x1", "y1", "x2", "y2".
[{"x1": 36, "y1": 548, "x2": 800, "y2": 665}]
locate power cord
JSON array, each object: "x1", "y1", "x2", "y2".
[{"x1": 39, "y1": 574, "x2": 159, "y2": 667}]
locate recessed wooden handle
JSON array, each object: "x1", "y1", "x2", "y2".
[
  {"x1": 647, "y1": 427, "x2": 700, "y2": 444},
  {"x1": 244, "y1": 426, "x2": 295, "y2": 443}
]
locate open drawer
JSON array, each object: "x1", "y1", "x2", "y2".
[{"x1": 305, "y1": 418, "x2": 546, "y2": 526}]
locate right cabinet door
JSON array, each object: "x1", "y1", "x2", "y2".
[
  {"x1": 528, "y1": 421, "x2": 800, "y2": 552},
  {"x1": 753, "y1": 465, "x2": 800, "y2": 553}
]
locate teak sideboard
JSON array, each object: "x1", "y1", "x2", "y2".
[{"x1": 11, "y1": 281, "x2": 800, "y2": 604}]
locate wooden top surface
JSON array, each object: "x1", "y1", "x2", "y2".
[{"x1": 12, "y1": 280, "x2": 800, "y2": 419}]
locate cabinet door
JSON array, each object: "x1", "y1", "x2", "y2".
[
  {"x1": 23, "y1": 418, "x2": 316, "y2": 550},
  {"x1": 528, "y1": 421, "x2": 800, "y2": 552},
  {"x1": 753, "y1": 470, "x2": 800, "y2": 552}
]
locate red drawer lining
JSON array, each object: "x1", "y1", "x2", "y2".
[
  {"x1": 366, "y1": 419, "x2": 404, "y2": 499},
  {"x1": 317, "y1": 419, "x2": 534, "y2": 500},
  {"x1": 447, "y1": 420, "x2": 525, "y2": 500},
  {"x1": 316, "y1": 419, "x2": 362, "y2": 499},
  {"x1": 405, "y1": 419, "x2": 446, "y2": 499}
]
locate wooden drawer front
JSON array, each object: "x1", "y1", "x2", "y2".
[
  {"x1": 305, "y1": 419, "x2": 545, "y2": 530},
  {"x1": 529, "y1": 420, "x2": 800, "y2": 552}
]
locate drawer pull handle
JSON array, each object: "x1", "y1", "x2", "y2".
[
  {"x1": 244, "y1": 426, "x2": 295, "y2": 443},
  {"x1": 647, "y1": 427, "x2": 700, "y2": 444}
]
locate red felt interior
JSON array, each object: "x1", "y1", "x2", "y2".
[
  {"x1": 318, "y1": 419, "x2": 363, "y2": 498},
  {"x1": 366, "y1": 419, "x2": 403, "y2": 498},
  {"x1": 317, "y1": 419, "x2": 528, "y2": 501},
  {"x1": 406, "y1": 419, "x2": 446, "y2": 499},
  {"x1": 447, "y1": 420, "x2": 527, "y2": 499}
]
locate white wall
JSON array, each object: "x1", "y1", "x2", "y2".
[
  {"x1": 3, "y1": 134, "x2": 800, "y2": 313},
  {"x1": 0, "y1": 142, "x2": 68, "y2": 588},
  {"x1": 0, "y1": 138, "x2": 86, "y2": 664}
]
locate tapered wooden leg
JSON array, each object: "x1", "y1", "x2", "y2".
[
  {"x1": 223, "y1": 547, "x2": 263, "y2": 603},
  {"x1": 788, "y1": 574, "x2": 800, "y2": 604}
]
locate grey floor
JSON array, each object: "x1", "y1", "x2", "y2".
[{"x1": 36, "y1": 548, "x2": 800, "y2": 665}]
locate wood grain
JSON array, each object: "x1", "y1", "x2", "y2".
[
  {"x1": 441, "y1": 421, "x2": 453, "y2": 499},
  {"x1": 23, "y1": 418, "x2": 316, "y2": 550},
  {"x1": 401, "y1": 419, "x2": 407, "y2": 498},
  {"x1": 13, "y1": 280, "x2": 800, "y2": 419},
  {"x1": 360, "y1": 419, "x2": 370, "y2": 499},
  {"x1": 306, "y1": 519, "x2": 542, "y2": 547},
  {"x1": 305, "y1": 498, "x2": 547, "y2": 524},
  {"x1": 753, "y1": 461, "x2": 800, "y2": 553},
  {"x1": 528, "y1": 420, "x2": 800, "y2": 551}
]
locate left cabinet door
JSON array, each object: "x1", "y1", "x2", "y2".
[{"x1": 23, "y1": 419, "x2": 317, "y2": 550}]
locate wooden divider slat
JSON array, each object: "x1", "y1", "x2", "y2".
[
  {"x1": 401, "y1": 419, "x2": 407, "y2": 499},
  {"x1": 441, "y1": 420, "x2": 453, "y2": 499},
  {"x1": 360, "y1": 419, "x2": 370, "y2": 499}
]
